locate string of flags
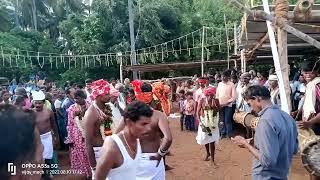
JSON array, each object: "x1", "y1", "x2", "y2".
[{"x1": 0, "y1": 26, "x2": 236, "y2": 69}]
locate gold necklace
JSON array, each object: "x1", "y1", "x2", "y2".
[{"x1": 122, "y1": 132, "x2": 136, "y2": 155}]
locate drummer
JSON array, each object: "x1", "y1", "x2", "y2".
[
  {"x1": 232, "y1": 85, "x2": 298, "y2": 180},
  {"x1": 236, "y1": 72, "x2": 252, "y2": 113},
  {"x1": 235, "y1": 72, "x2": 253, "y2": 138},
  {"x1": 297, "y1": 59, "x2": 320, "y2": 180},
  {"x1": 298, "y1": 59, "x2": 320, "y2": 134}
]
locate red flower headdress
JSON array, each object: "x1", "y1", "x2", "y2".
[
  {"x1": 204, "y1": 87, "x2": 216, "y2": 96},
  {"x1": 91, "y1": 79, "x2": 111, "y2": 100}
]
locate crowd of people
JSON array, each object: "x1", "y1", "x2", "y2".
[{"x1": 0, "y1": 58, "x2": 319, "y2": 180}]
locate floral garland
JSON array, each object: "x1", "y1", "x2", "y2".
[
  {"x1": 200, "y1": 98, "x2": 219, "y2": 136},
  {"x1": 99, "y1": 103, "x2": 113, "y2": 140}
]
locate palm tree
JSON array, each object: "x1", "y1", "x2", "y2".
[{"x1": 31, "y1": 0, "x2": 37, "y2": 30}]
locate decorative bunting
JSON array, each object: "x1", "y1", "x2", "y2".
[
  {"x1": 23, "y1": 55, "x2": 27, "y2": 68},
  {"x1": 49, "y1": 55, "x2": 53, "y2": 69},
  {"x1": 74, "y1": 56, "x2": 77, "y2": 68},
  {"x1": 161, "y1": 44, "x2": 164, "y2": 62},
  {"x1": 15, "y1": 50, "x2": 19, "y2": 67},
  {"x1": 9, "y1": 54, "x2": 12, "y2": 67},
  {"x1": 106, "y1": 55, "x2": 109, "y2": 66},
  {"x1": 55, "y1": 56, "x2": 58, "y2": 69},
  {"x1": 0, "y1": 26, "x2": 234, "y2": 69},
  {"x1": 27, "y1": 51, "x2": 33, "y2": 69}
]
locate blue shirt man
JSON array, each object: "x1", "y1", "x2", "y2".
[
  {"x1": 253, "y1": 105, "x2": 298, "y2": 180},
  {"x1": 232, "y1": 85, "x2": 298, "y2": 180}
]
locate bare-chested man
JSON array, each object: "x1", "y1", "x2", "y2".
[
  {"x1": 32, "y1": 90, "x2": 57, "y2": 179},
  {"x1": 116, "y1": 82, "x2": 172, "y2": 180},
  {"x1": 83, "y1": 79, "x2": 111, "y2": 178}
]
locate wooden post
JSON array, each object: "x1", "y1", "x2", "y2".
[
  {"x1": 276, "y1": 0, "x2": 292, "y2": 111},
  {"x1": 261, "y1": 0, "x2": 290, "y2": 113},
  {"x1": 224, "y1": 14, "x2": 230, "y2": 69},
  {"x1": 278, "y1": 28, "x2": 292, "y2": 111},
  {"x1": 224, "y1": 0, "x2": 320, "y2": 49}
]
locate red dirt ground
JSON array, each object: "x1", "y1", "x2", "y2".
[{"x1": 54, "y1": 117, "x2": 309, "y2": 180}]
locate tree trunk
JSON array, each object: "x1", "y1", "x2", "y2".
[
  {"x1": 14, "y1": 0, "x2": 21, "y2": 28},
  {"x1": 31, "y1": 0, "x2": 37, "y2": 31}
]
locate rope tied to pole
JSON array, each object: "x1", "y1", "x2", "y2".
[{"x1": 274, "y1": 0, "x2": 289, "y2": 20}]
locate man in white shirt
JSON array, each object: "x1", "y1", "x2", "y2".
[
  {"x1": 108, "y1": 88, "x2": 123, "y2": 132},
  {"x1": 236, "y1": 72, "x2": 251, "y2": 112},
  {"x1": 268, "y1": 75, "x2": 281, "y2": 108}
]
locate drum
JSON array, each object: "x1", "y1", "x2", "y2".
[
  {"x1": 233, "y1": 112, "x2": 259, "y2": 129},
  {"x1": 299, "y1": 128, "x2": 320, "y2": 176},
  {"x1": 233, "y1": 112, "x2": 248, "y2": 126},
  {"x1": 249, "y1": 116, "x2": 260, "y2": 129}
]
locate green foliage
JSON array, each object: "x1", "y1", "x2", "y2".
[
  {"x1": 252, "y1": 0, "x2": 320, "y2": 6},
  {"x1": 0, "y1": 0, "x2": 246, "y2": 81}
]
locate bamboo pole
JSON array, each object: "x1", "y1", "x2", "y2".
[
  {"x1": 201, "y1": 26, "x2": 205, "y2": 77},
  {"x1": 241, "y1": 49, "x2": 245, "y2": 72},
  {"x1": 117, "y1": 52, "x2": 123, "y2": 83},
  {"x1": 224, "y1": 0, "x2": 320, "y2": 49},
  {"x1": 224, "y1": 15, "x2": 230, "y2": 69},
  {"x1": 234, "y1": 23, "x2": 238, "y2": 55},
  {"x1": 143, "y1": 76, "x2": 193, "y2": 83}
]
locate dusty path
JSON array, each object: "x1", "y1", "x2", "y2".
[
  {"x1": 166, "y1": 118, "x2": 308, "y2": 180},
  {"x1": 55, "y1": 117, "x2": 309, "y2": 180}
]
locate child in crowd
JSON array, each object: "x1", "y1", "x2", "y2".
[
  {"x1": 0, "y1": 90, "x2": 11, "y2": 104},
  {"x1": 178, "y1": 90, "x2": 186, "y2": 131},
  {"x1": 126, "y1": 88, "x2": 136, "y2": 105},
  {"x1": 184, "y1": 91, "x2": 196, "y2": 131}
]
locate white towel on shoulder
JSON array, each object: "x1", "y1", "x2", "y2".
[{"x1": 303, "y1": 77, "x2": 320, "y2": 120}]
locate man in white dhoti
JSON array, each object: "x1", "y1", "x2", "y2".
[
  {"x1": 33, "y1": 90, "x2": 57, "y2": 179},
  {"x1": 196, "y1": 87, "x2": 220, "y2": 166}
]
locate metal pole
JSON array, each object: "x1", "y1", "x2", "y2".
[
  {"x1": 201, "y1": 26, "x2": 205, "y2": 77},
  {"x1": 128, "y1": 0, "x2": 138, "y2": 79}
]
